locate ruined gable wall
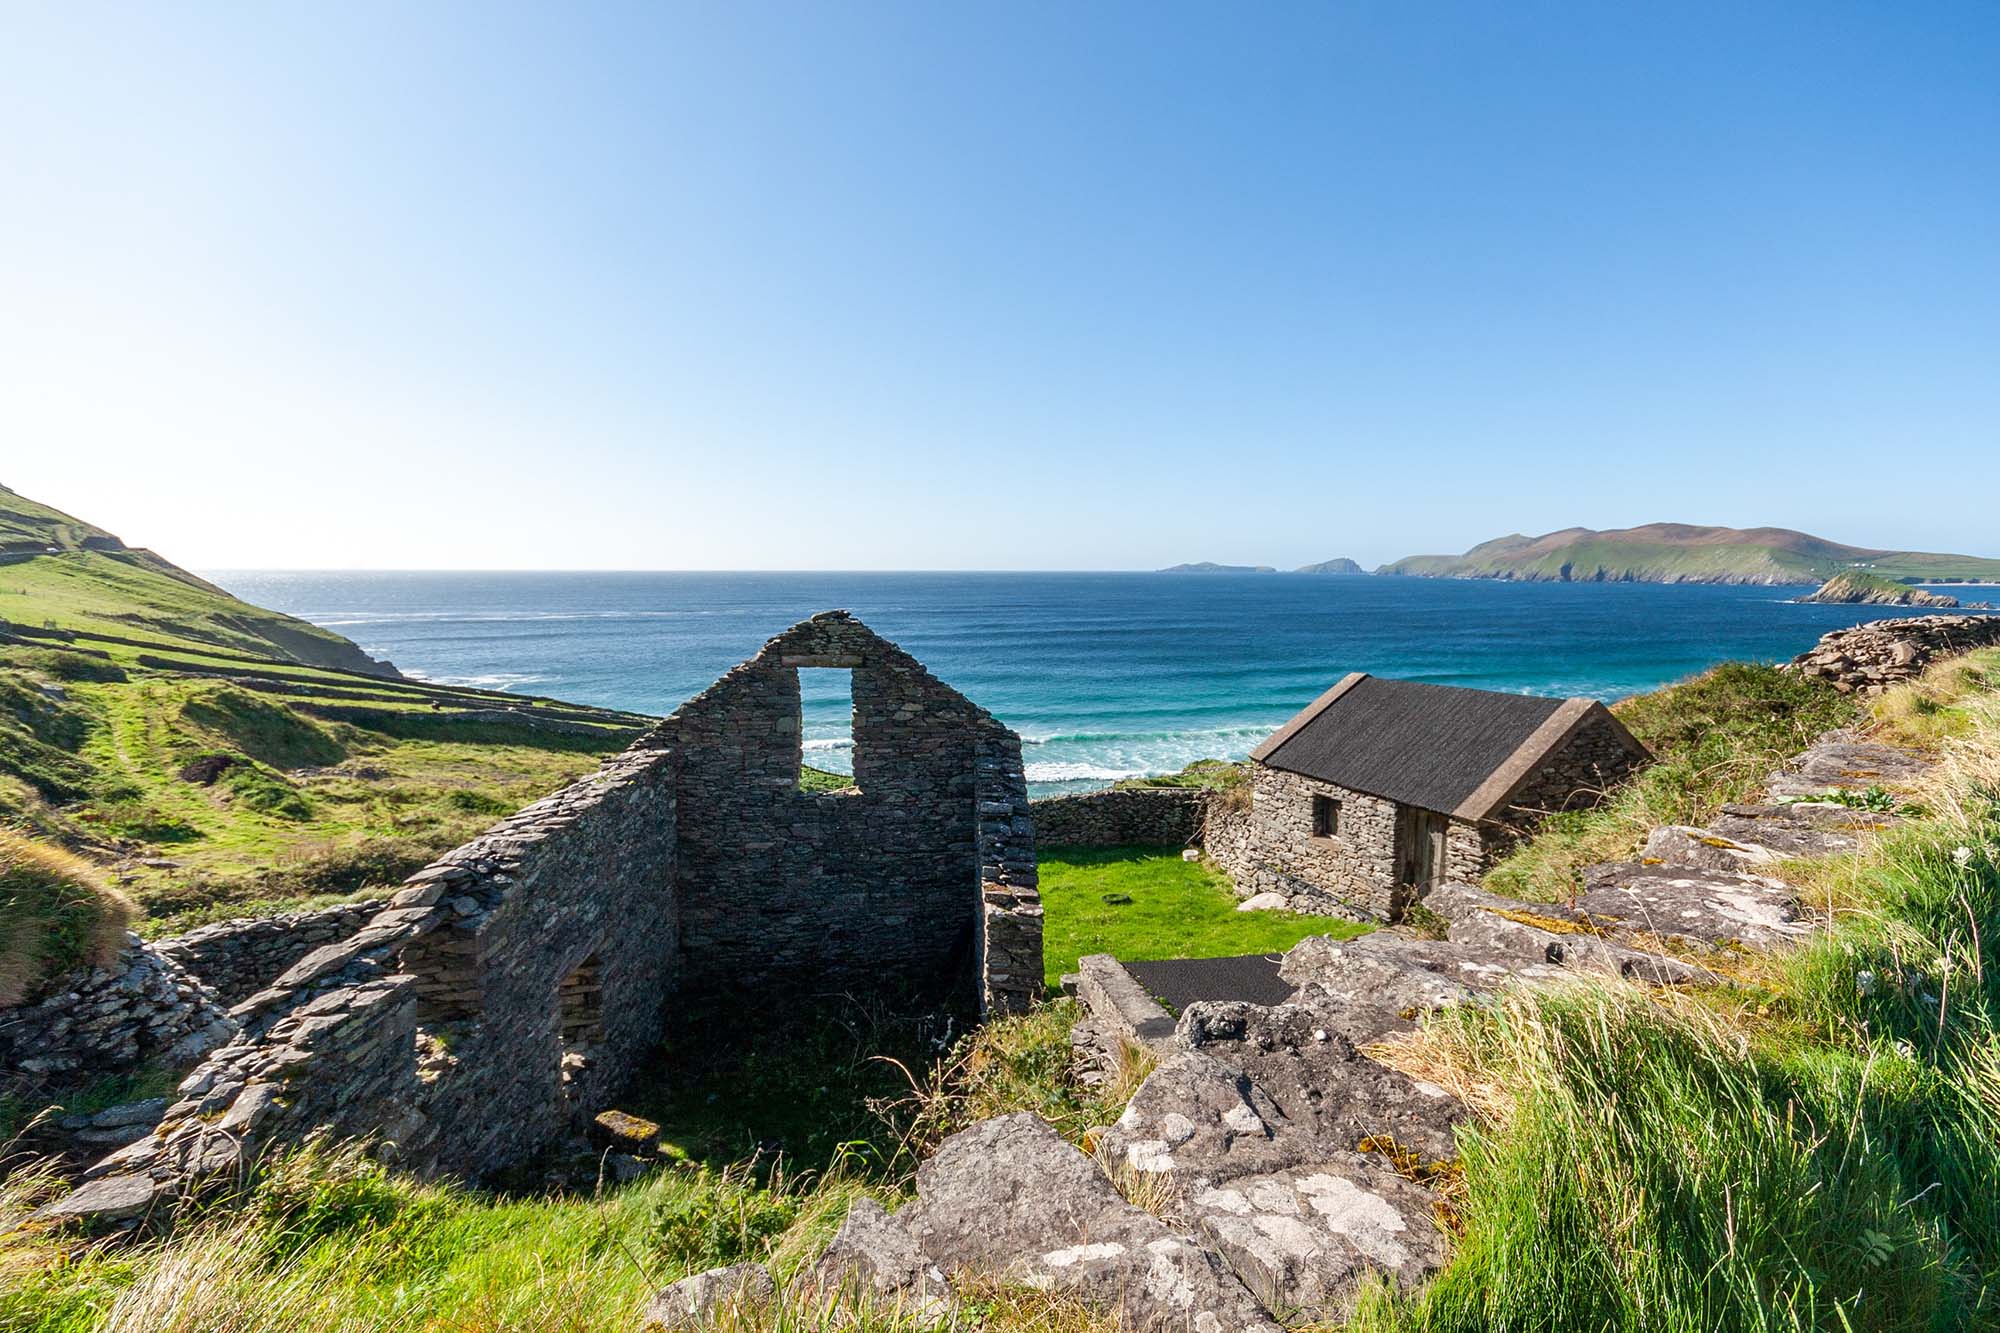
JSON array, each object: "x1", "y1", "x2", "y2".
[{"x1": 664, "y1": 613, "x2": 992, "y2": 1008}]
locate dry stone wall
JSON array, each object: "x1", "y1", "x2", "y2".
[
  {"x1": 153, "y1": 901, "x2": 386, "y2": 1007},
  {"x1": 0, "y1": 937, "x2": 236, "y2": 1082},
  {"x1": 1028, "y1": 786, "x2": 1206, "y2": 847},
  {"x1": 1787, "y1": 614, "x2": 2000, "y2": 694}
]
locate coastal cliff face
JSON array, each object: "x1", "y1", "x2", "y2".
[
  {"x1": 1796, "y1": 572, "x2": 1960, "y2": 608},
  {"x1": 1378, "y1": 523, "x2": 2000, "y2": 586}
]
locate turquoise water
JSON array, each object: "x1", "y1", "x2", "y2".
[{"x1": 211, "y1": 572, "x2": 1974, "y2": 796}]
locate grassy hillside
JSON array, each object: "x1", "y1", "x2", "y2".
[
  {"x1": 1381, "y1": 522, "x2": 2000, "y2": 585},
  {"x1": 0, "y1": 484, "x2": 395, "y2": 676}
]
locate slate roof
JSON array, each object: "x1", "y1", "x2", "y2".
[{"x1": 1250, "y1": 674, "x2": 1625, "y2": 819}]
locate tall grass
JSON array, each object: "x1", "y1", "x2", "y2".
[
  {"x1": 1356, "y1": 657, "x2": 2000, "y2": 1332},
  {"x1": 0, "y1": 828, "x2": 132, "y2": 1006}
]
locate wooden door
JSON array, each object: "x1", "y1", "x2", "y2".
[{"x1": 1396, "y1": 806, "x2": 1449, "y2": 902}]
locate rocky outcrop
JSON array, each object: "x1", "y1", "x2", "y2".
[
  {"x1": 816, "y1": 1113, "x2": 1284, "y2": 1332},
  {"x1": 1787, "y1": 615, "x2": 2000, "y2": 694},
  {"x1": 1794, "y1": 573, "x2": 1959, "y2": 608}
]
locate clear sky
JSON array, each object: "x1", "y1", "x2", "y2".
[{"x1": 2, "y1": 2, "x2": 1995, "y2": 571}]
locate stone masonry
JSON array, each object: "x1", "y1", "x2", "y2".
[
  {"x1": 35, "y1": 613, "x2": 1041, "y2": 1227},
  {"x1": 1786, "y1": 613, "x2": 2000, "y2": 694},
  {"x1": 153, "y1": 900, "x2": 387, "y2": 1007},
  {"x1": 1028, "y1": 786, "x2": 1207, "y2": 848}
]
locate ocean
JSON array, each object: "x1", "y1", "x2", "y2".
[{"x1": 210, "y1": 572, "x2": 1966, "y2": 797}]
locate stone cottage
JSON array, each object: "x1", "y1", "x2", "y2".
[{"x1": 1211, "y1": 674, "x2": 1647, "y2": 920}]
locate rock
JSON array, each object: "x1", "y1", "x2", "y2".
[
  {"x1": 1277, "y1": 934, "x2": 1542, "y2": 1043},
  {"x1": 1237, "y1": 892, "x2": 1289, "y2": 912},
  {"x1": 28, "y1": 1172, "x2": 169, "y2": 1227},
  {"x1": 1709, "y1": 803, "x2": 1895, "y2": 858},
  {"x1": 1766, "y1": 732, "x2": 1930, "y2": 799},
  {"x1": 1423, "y1": 883, "x2": 1717, "y2": 986},
  {"x1": 1176, "y1": 999, "x2": 1464, "y2": 1166},
  {"x1": 592, "y1": 1109, "x2": 661, "y2": 1152},
  {"x1": 1575, "y1": 862, "x2": 1813, "y2": 950},
  {"x1": 1186, "y1": 1157, "x2": 1449, "y2": 1322},
  {"x1": 901, "y1": 1113, "x2": 1282, "y2": 1333},
  {"x1": 636, "y1": 1262, "x2": 775, "y2": 1331},
  {"x1": 1182, "y1": 848, "x2": 1202, "y2": 862},
  {"x1": 1097, "y1": 1050, "x2": 1305, "y2": 1189},
  {"x1": 1641, "y1": 825, "x2": 1780, "y2": 871},
  {"x1": 812, "y1": 1197, "x2": 953, "y2": 1316}
]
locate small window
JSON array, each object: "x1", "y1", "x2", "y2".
[{"x1": 1311, "y1": 794, "x2": 1340, "y2": 839}]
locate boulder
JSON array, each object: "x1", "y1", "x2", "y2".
[
  {"x1": 1765, "y1": 732, "x2": 1930, "y2": 799},
  {"x1": 1237, "y1": 892, "x2": 1289, "y2": 912},
  {"x1": 1096, "y1": 1050, "x2": 1308, "y2": 1189},
  {"x1": 812, "y1": 1197, "x2": 953, "y2": 1317},
  {"x1": 1708, "y1": 803, "x2": 1895, "y2": 858},
  {"x1": 636, "y1": 1262, "x2": 775, "y2": 1331},
  {"x1": 1641, "y1": 825, "x2": 1780, "y2": 872},
  {"x1": 27, "y1": 1172, "x2": 170, "y2": 1228}
]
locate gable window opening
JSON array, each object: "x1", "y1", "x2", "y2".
[
  {"x1": 799, "y1": 667, "x2": 859, "y2": 794},
  {"x1": 1311, "y1": 794, "x2": 1340, "y2": 839}
]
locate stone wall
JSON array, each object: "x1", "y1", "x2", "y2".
[
  {"x1": 1029, "y1": 787, "x2": 1206, "y2": 847},
  {"x1": 1480, "y1": 710, "x2": 1648, "y2": 854},
  {"x1": 153, "y1": 900, "x2": 386, "y2": 1007},
  {"x1": 43, "y1": 613, "x2": 1041, "y2": 1226},
  {"x1": 0, "y1": 936, "x2": 236, "y2": 1084},
  {"x1": 1204, "y1": 769, "x2": 1411, "y2": 920},
  {"x1": 1787, "y1": 614, "x2": 2000, "y2": 694}
]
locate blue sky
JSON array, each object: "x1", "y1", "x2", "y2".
[{"x1": 2, "y1": 2, "x2": 1995, "y2": 570}]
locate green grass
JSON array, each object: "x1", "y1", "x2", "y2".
[
  {"x1": 1035, "y1": 844, "x2": 1369, "y2": 989},
  {"x1": 1485, "y1": 662, "x2": 1862, "y2": 901}
]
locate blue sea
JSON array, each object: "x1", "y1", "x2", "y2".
[{"x1": 208, "y1": 572, "x2": 1978, "y2": 797}]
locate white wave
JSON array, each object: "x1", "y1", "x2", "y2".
[
  {"x1": 802, "y1": 737, "x2": 854, "y2": 751},
  {"x1": 423, "y1": 671, "x2": 550, "y2": 690},
  {"x1": 1025, "y1": 761, "x2": 1151, "y2": 783}
]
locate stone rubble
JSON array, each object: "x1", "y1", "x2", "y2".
[{"x1": 1785, "y1": 613, "x2": 2000, "y2": 694}]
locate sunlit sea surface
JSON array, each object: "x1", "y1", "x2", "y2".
[{"x1": 210, "y1": 572, "x2": 1983, "y2": 796}]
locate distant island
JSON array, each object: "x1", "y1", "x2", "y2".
[
  {"x1": 1376, "y1": 524, "x2": 2000, "y2": 586},
  {"x1": 1295, "y1": 557, "x2": 1365, "y2": 575},
  {"x1": 1157, "y1": 562, "x2": 1277, "y2": 574}
]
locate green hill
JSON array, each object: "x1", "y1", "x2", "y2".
[
  {"x1": 0, "y1": 484, "x2": 669, "y2": 937},
  {"x1": 1379, "y1": 523, "x2": 2000, "y2": 585},
  {"x1": 0, "y1": 483, "x2": 396, "y2": 676}
]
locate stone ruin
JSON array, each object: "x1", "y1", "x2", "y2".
[{"x1": 36, "y1": 612, "x2": 1042, "y2": 1226}]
